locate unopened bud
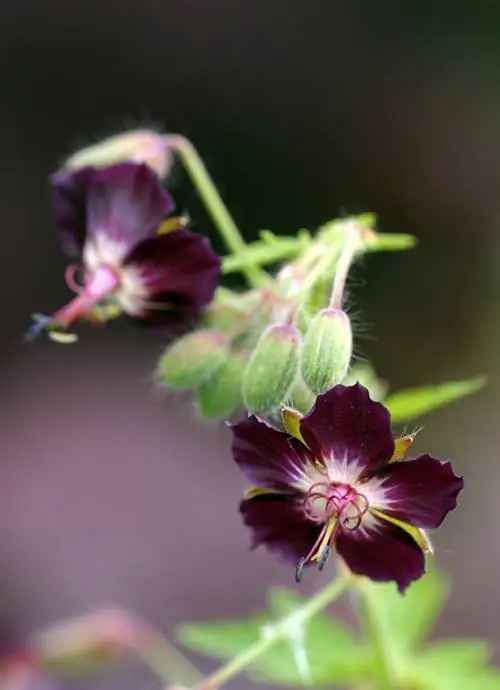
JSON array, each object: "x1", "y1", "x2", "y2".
[
  {"x1": 242, "y1": 324, "x2": 301, "y2": 415},
  {"x1": 64, "y1": 130, "x2": 173, "y2": 178},
  {"x1": 301, "y1": 308, "x2": 352, "y2": 394},
  {"x1": 195, "y1": 350, "x2": 248, "y2": 419},
  {"x1": 203, "y1": 288, "x2": 249, "y2": 334},
  {"x1": 156, "y1": 330, "x2": 228, "y2": 390},
  {"x1": 32, "y1": 610, "x2": 137, "y2": 677}
]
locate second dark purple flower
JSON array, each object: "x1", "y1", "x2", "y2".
[{"x1": 27, "y1": 162, "x2": 220, "y2": 340}]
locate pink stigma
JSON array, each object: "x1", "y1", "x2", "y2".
[{"x1": 296, "y1": 482, "x2": 369, "y2": 582}]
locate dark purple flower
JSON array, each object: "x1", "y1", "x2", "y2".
[
  {"x1": 26, "y1": 163, "x2": 220, "y2": 341},
  {"x1": 231, "y1": 383, "x2": 463, "y2": 593}
]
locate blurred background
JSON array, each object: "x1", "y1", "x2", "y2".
[{"x1": 1, "y1": 1, "x2": 499, "y2": 688}]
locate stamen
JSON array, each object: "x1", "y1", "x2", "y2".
[
  {"x1": 295, "y1": 557, "x2": 306, "y2": 583},
  {"x1": 318, "y1": 545, "x2": 331, "y2": 571}
]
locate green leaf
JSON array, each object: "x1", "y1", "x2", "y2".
[
  {"x1": 358, "y1": 569, "x2": 449, "y2": 658},
  {"x1": 410, "y1": 639, "x2": 499, "y2": 690},
  {"x1": 177, "y1": 587, "x2": 371, "y2": 685},
  {"x1": 384, "y1": 377, "x2": 485, "y2": 422}
]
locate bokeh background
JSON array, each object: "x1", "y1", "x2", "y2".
[{"x1": 1, "y1": 1, "x2": 499, "y2": 688}]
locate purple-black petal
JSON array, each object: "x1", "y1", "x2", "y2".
[
  {"x1": 336, "y1": 519, "x2": 425, "y2": 593},
  {"x1": 50, "y1": 167, "x2": 95, "y2": 257},
  {"x1": 123, "y1": 229, "x2": 220, "y2": 324},
  {"x1": 240, "y1": 493, "x2": 321, "y2": 564},
  {"x1": 299, "y1": 383, "x2": 395, "y2": 471},
  {"x1": 373, "y1": 454, "x2": 464, "y2": 528},
  {"x1": 51, "y1": 163, "x2": 174, "y2": 256},
  {"x1": 231, "y1": 416, "x2": 314, "y2": 491}
]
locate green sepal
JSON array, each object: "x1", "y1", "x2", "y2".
[
  {"x1": 195, "y1": 351, "x2": 248, "y2": 419},
  {"x1": 242, "y1": 324, "x2": 301, "y2": 415},
  {"x1": 156, "y1": 330, "x2": 228, "y2": 390}
]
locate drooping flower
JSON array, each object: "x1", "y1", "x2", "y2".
[
  {"x1": 231, "y1": 383, "x2": 463, "y2": 592},
  {"x1": 26, "y1": 162, "x2": 220, "y2": 341}
]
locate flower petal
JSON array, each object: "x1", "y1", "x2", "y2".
[
  {"x1": 50, "y1": 167, "x2": 95, "y2": 257},
  {"x1": 240, "y1": 493, "x2": 321, "y2": 564},
  {"x1": 299, "y1": 383, "x2": 394, "y2": 471},
  {"x1": 123, "y1": 229, "x2": 221, "y2": 324},
  {"x1": 336, "y1": 519, "x2": 425, "y2": 593},
  {"x1": 51, "y1": 163, "x2": 174, "y2": 256},
  {"x1": 372, "y1": 454, "x2": 464, "y2": 528},
  {"x1": 231, "y1": 416, "x2": 314, "y2": 491}
]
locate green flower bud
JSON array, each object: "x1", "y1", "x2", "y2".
[
  {"x1": 242, "y1": 324, "x2": 301, "y2": 415},
  {"x1": 203, "y1": 288, "x2": 249, "y2": 334},
  {"x1": 301, "y1": 308, "x2": 352, "y2": 394},
  {"x1": 64, "y1": 130, "x2": 172, "y2": 178},
  {"x1": 156, "y1": 330, "x2": 228, "y2": 390},
  {"x1": 195, "y1": 350, "x2": 248, "y2": 419}
]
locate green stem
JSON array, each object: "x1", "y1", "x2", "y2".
[
  {"x1": 162, "y1": 134, "x2": 266, "y2": 288},
  {"x1": 197, "y1": 575, "x2": 351, "y2": 690},
  {"x1": 355, "y1": 581, "x2": 397, "y2": 690},
  {"x1": 329, "y1": 224, "x2": 363, "y2": 310},
  {"x1": 133, "y1": 624, "x2": 202, "y2": 686}
]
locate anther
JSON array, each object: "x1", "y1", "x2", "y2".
[
  {"x1": 318, "y1": 545, "x2": 331, "y2": 571},
  {"x1": 295, "y1": 557, "x2": 306, "y2": 583},
  {"x1": 23, "y1": 314, "x2": 54, "y2": 342}
]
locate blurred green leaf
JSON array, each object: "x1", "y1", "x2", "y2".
[
  {"x1": 177, "y1": 587, "x2": 371, "y2": 685},
  {"x1": 358, "y1": 569, "x2": 449, "y2": 658},
  {"x1": 410, "y1": 639, "x2": 499, "y2": 690},
  {"x1": 384, "y1": 377, "x2": 485, "y2": 422}
]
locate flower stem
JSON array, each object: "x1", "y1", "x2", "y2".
[
  {"x1": 329, "y1": 223, "x2": 363, "y2": 310},
  {"x1": 355, "y1": 580, "x2": 397, "y2": 690},
  {"x1": 197, "y1": 575, "x2": 351, "y2": 690},
  {"x1": 133, "y1": 624, "x2": 202, "y2": 686},
  {"x1": 162, "y1": 134, "x2": 266, "y2": 288}
]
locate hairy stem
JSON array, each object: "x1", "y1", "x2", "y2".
[
  {"x1": 162, "y1": 134, "x2": 266, "y2": 287},
  {"x1": 329, "y1": 223, "x2": 363, "y2": 310}
]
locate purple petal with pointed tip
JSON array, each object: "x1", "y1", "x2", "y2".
[
  {"x1": 299, "y1": 383, "x2": 395, "y2": 471},
  {"x1": 373, "y1": 454, "x2": 464, "y2": 528},
  {"x1": 240, "y1": 493, "x2": 321, "y2": 564},
  {"x1": 123, "y1": 229, "x2": 220, "y2": 324},
  {"x1": 336, "y1": 518, "x2": 425, "y2": 593},
  {"x1": 231, "y1": 416, "x2": 314, "y2": 491}
]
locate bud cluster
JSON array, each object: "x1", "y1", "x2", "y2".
[{"x1": 155, "y1": 218, "x2": 369, "y2": 420}]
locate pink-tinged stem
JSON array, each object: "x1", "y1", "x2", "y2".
[{"x1": 53, "y1": 267, "x2": 119, "y2": 327}]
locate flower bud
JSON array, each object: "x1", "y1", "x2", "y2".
[
  {"x1": 63, "y1": 130, "x2": 173, "y2": 178},
  {"x1": 195, "y1": 350, "x2": 248, "y2": 419},
  {"x1": 32, "y1": 610, "x2": 137, "y2": 677},
  {"x1": 242, "y1": 324, "x2": 301, "y2": 415},
  {"x1": 156, "y1": 330, "x2": 228, "y2": 390},
  {"x1": 301, "y1": 308, "x2": 352, "y2": 394}
]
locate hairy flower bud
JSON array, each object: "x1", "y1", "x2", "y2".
[
  {"x1": 63, "y1": 130, "x2": 173, "y2": 178},
  {"x1": 195, "y1": 350, "x2": 248, "y2": 419},
  {"x1": 32, "y1": 610, "x2": 137, "y2": 677},
  {"x1": 242, "y1": 324, "x2": 301, "y2": 415},
  {"x1": 156, "y1": 330, "x2": 228, "y2": 390},
  {"x1": 301, "y1": 308, "x2": 352, "y2": 394}
]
